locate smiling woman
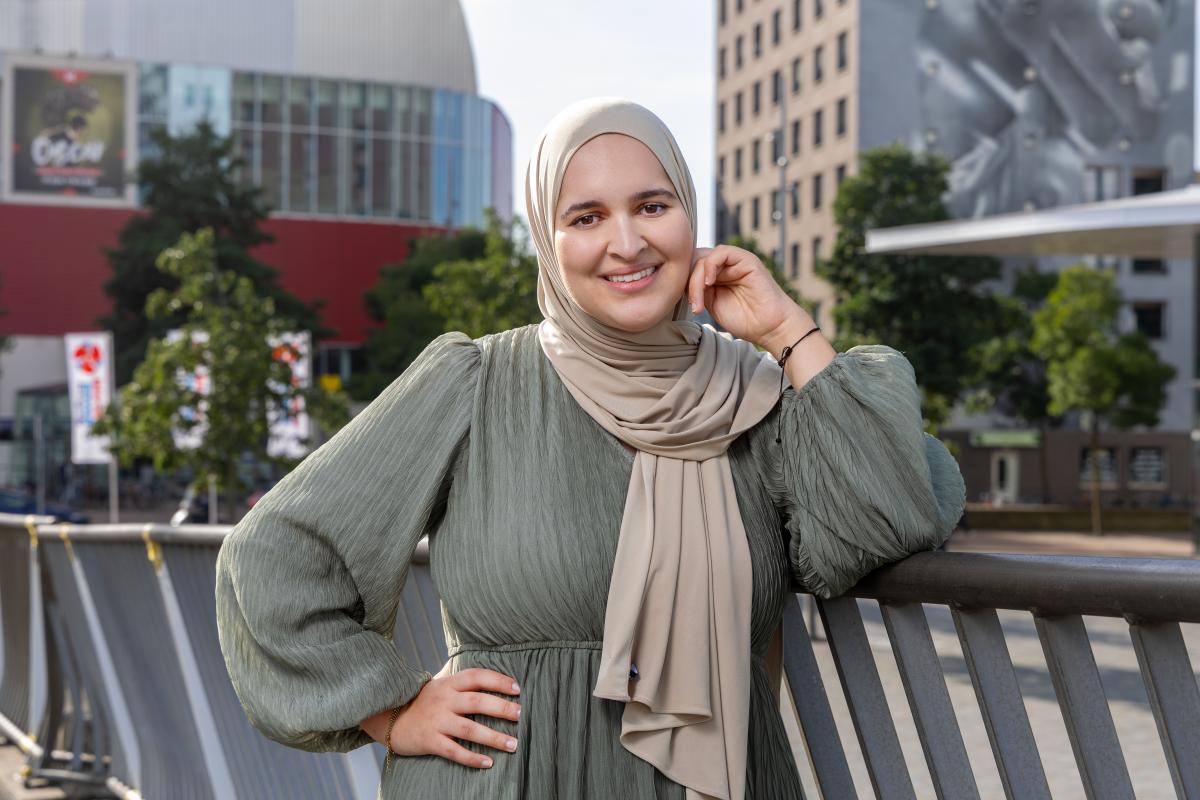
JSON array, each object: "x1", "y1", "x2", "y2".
[
  {"x1": 216, "y1": 97, "x2": 966, "y2": 800},
  {"x1": 553, "y1": 135, "x2": 694, "y2": 332}
]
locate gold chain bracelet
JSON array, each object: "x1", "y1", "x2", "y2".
[{"x1": 382, "y1": 671, "x2": 434, "y2": 773}]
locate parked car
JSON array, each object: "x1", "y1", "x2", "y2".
[{"x1": 0, "y1": 489, "x2": 90, "y2": 524}]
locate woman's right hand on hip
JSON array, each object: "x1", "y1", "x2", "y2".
[{"x1": 364, "y1": 668, "x2": 522, "y2": 769}]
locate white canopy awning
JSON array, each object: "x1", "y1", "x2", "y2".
[{"x1": 865, "y1": 185, "x2": 1200, "y2": 260}]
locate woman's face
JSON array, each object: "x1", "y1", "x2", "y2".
[{"x1": 553, "y1": 133, "x2": 694, "y2": 333}]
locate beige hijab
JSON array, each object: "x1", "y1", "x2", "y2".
[{"x1": 526, "y1": 97, "x2": 784, "y2": 800}]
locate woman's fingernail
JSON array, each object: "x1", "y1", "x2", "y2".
[
  {"x1": 481, "y1": 756, "x2": 493, "y2": 768},
  {"x1": 511, "y1": 682, "x2": 520, "y2": 694},
  {"x1": 506, "y1": 738, "x2": 517, "y2": 751}
]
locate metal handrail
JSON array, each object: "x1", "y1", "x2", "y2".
[{"x1": 847, "y1": 550, "x2": 1200, "y2": 622}]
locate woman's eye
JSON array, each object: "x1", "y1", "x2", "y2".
[
  {"x1": 642, "y1": 203, "x2": 667, "y2": 215},
  {"x1": 573, "y1": 213, "x2": 598, "y2": 227}
]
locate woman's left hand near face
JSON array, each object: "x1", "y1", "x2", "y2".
[{"x1": 686, "y1": 245, "x2": 806, "y2": 351}]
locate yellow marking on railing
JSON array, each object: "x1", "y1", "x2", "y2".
[
  {"x1": 59, "y1": 524, "x2": 75, "y2": 561},
  {"x1": 17, "y1": 764, "x2": 31, "y2": 778},
  {"x1": 141, "y1": 525, "x2": 163, "y2": 574},
  {"x1": 24, "y1": 515, "x2": 38, "y2": 550}
]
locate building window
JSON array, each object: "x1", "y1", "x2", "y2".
[
  {"x1": 812, "y1": 172, "x2": 823, "y2": 210},
  {"x1": 1129, "y1": 447, "x2": 1167, "y2": 487},
  {"x1": 752, "y1": 139, "x2": 761, "y2": 173},
  {"x1": 837, "y1": 31, "x2": 848, "y2": 70},
  {"x1": 790, "y1": 242, "x2": 800, "y2": 278},
  {"x1": 1132, "y1": 302, "x2": 1165, "y2": 339},
  {"x1": 793, "y1": 0, "x2": 802, "y2": 30},
  {"x1": 790, "y1": 118, "x2": 801, "y2": 155},
  {"x1": 772, "y1": 70, "x2": 782, "y2": 105},
  {"x1": 736, "y1": 35, "x2": 744, "y2": 68},
  {"x1": 718, "y1": 155, "x2": 726, "y2": 181},
  {"x1": 733, "y1": 202, "x2": 742, "y2": 233},
  {"x1": 814, "y1": 45, "x2": 824, "y2": 82},
  {"x1": 754, "y1": 23, "x2": 763, "y2": 57},
  {"x1": 753, "y1": 81, "x2": 762, "y2": 115},
  {"x1": 790, "y1": 180, "x2": 800, "y2": 216},
  {"x1": 771, "y1": 188, "x2": 781, "y2": 221},
  {"x1": 835, "y1": 163, "x2": 846, "y2": 186},
  {"x1": 734, "y1": 147, "x2": 743, "y2": 180},
  {"x1": 1132, "y1": 259, "x2": 1168, "y2": 274},
  {"x1": 771, "y1": 128, "x2": 782, "y2": 163},
  {"x1": 719, "y1": 47, "x2": 727, "y2": 80},
  {"x1": 792, "y1": 57, "x2": 802, "y2": 93},
  {"x1": 737, "y1": 0, "x2": 744, "y2": 13},
  {"x1": 815, "y1": 0, "x2": 824, "y2": 18},
  {"x1": 811, "y1": 236, "x2": 823, "y2": 269},
  {"x1": 813, "y1": 108, "x2": 823, "y2": 147},
  {"x1": 1079, "y1": 447, "x2": 1118, "y2": 488},
  {"x1": 718, "y1": 101, "x2": 726, "y2": 134},
  {"x1": 752, "y1": 195, "x2": 761, "y2": 229},
  {"x1": 720, "y1": 0, "x2": 728, "y2": 25},
  {"x1": 772, "y1": 9, "x2": 782, "y2": 44},
  {"x1": 836, "y1": 97, "x2": 847, "y2": 137},
  {"x1": 735, "y1": 91, "x2": 744, "y2": 125}
]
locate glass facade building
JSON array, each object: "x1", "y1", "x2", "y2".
[{"x1": 136, "y1": 63, "x2": 512, "y2": 227}]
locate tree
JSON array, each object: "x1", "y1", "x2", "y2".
[
  {"x1": 819, "y1": 144, "x2": 1012, "y2": 430},
  {"x1": 422, "y1": 210, "x2": 541, "y2": 338},
  {"x1": 1030, "y1": 265, "x2": 1175, "y2": 534},
  {"x1": 101, "y1": 121, "x2": 325, "y2": 385},
  {"x1": 348, "y1": 226, "x2": 488, "y2": 401},
  {"x1": 964, "y1": 266, "x2": 1062, "y2": 502},
  {"x1": 94, "y1": 228, "x2": 348, "y2": 522}
]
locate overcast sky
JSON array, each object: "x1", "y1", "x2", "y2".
[{"x1": 458, "y1": 0, "x2": 716, "y2": 244}]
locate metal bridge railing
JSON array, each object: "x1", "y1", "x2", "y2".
[{"x1": 3, "y1": 515, "x2": 1198, "y2": 799}]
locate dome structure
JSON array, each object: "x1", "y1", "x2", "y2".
[{"x1": 1, "y1": 0, "x2": 477, "y2": 93}]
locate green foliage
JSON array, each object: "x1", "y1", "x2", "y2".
[
  {"x1": 722, "y1": 234, "x2": 805, "y2": 307},
  {"x1": 819, "y1": 144, "x2": 1012, "y2": 429},
  {"x1": 1030, "y1": 265, "x2": 1175, "y2": 429},
  {"x1": 94, "y1": 228, "x2": 349, "y2": 506},
  {"x1": 100, "y1": 121, "x2": 325, "y2": 384},
  {"x1": 347, "y1": 227, "x2": 488, "y2": 401},
  {"x1": 422, "y1": 210, "x2": 541, "y2": 338},
  {"x1": 963, "y1": 265, "x2": 1060, "y2": 426}
]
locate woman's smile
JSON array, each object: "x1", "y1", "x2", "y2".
[{"x1": 601, "y1": 263, "x2": 661, "y2": 291}]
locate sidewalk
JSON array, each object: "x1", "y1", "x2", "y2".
[{"x1": 946, "y1": 528, "x2": 1196, "y2": 558}]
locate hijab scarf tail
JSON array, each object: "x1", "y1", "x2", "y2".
[{"x1": 526, "y1": 97, "x2": 784, "y2": 800}]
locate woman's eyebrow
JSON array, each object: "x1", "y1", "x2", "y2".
[{"x1": 558, "y1": 188, "x2": 678, "y2": 221}]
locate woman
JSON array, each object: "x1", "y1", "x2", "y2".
[{"x1": 216, "y1": 98, "x2": 965, "y2": 799}]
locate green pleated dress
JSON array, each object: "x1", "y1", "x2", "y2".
[{"x1": 215, "y1": 323, "x2": 966, "y2": 799}]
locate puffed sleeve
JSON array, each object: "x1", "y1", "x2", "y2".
[
  {"x1": 215, "y1": 331, "x2": 480, "y2": 753},
  {"x1": 750, "y1": 344, "x2": 966, "y2": 599}
]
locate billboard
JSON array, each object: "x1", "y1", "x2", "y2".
[
  {"x1": 64, "y1": 332, "x2": 114, "y2": 464},
  {"x1": 2, "y1": 53, "x2": 137, "y2": 206}
]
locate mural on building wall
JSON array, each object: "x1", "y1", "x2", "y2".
[{"x1": 915, "y1": 0, "x2": 1192, "y2": 217}]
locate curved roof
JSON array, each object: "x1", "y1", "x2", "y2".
[{"x1": 3, "y1": 0, "x2": 477, "y2": 93}]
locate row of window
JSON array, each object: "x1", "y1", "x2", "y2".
[
  {"x1": 719, "y1": 80, "x2": 847, "y2": 138},
  {"x1": 718, "y1": 0, "x2": 848, "y2": 30},
  {"x1": 1080, "y1": 446, "x2": 1167, "y2": 488},
  {"x1": 718, "y1": 101, "x2": 848, "y2": 185},
  {"x1": 720, "y1": 163, "x2": 846, "y2": 227},
  {"x1": 719, "y1": 30, "x2": 848, "y2": 83}
]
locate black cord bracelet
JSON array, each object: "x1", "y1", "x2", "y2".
[{"x1": 775, "y1": 325, "x2": 822, "y2": 445}]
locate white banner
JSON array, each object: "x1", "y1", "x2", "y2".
[
  {"x1": 166, "y1": 329, "x2": 210, "y2": 450},
  {"x1": 64, "y1": 332, "x2": 114, "y2": 464},
  {"x1": 267, "y1": 332, "x2": 311, "y2": 459}
]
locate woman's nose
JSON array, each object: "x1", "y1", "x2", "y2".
[{"x1": 608, "y1": 214, "x2": 647, "y2": 261}]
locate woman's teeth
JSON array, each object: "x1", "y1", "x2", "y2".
[{"x1": 604, "y1": 265, "x2": 658, "y2": 283}]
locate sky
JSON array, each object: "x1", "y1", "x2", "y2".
[{"x1": 458, "y1": 0, "x2": 717, "y2": 244}]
